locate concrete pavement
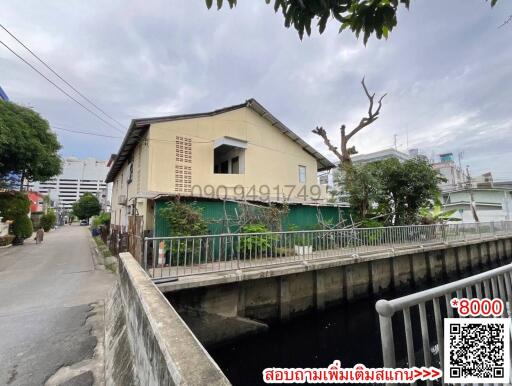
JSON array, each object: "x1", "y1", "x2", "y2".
[{"x1": 0, "y1": 225, "x2": 115, "y2": 386}]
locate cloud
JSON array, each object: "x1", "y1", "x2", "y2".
[{"x1": 0, "y1": 0, "x2": 511, "y2": 177}]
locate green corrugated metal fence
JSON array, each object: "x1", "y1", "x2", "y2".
[{"x1": 154, "y1": 198, "x2": 349, "y2": 237}]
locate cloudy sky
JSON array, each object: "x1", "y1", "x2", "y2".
[{"x1": 1, "y1": 0, "x2": 511, "y2": 180}]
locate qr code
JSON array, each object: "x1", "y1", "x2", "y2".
[{"x1": 444, "y1": 318, "x2": 510, "y2": 383}]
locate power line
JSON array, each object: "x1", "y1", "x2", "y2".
[
  {"x1": 0, "y1": 39, "x2": 125, "y2": 134},
  {"x1": 0, "y1": 23, "x2": 126, "y2": 131},
  {"x1": 51, "y1": 125, "x2": 122, "y2": 139}
]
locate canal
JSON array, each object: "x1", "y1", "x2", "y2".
[{"x1": 205, "y1": 258, "x2": 509, "y2": 385}]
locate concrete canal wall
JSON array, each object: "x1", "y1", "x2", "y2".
[
  {"x1": 104, "y1": 252, "x2": 230, "y2": 386},
  {"x1": 163, "y1": 236, "x2": 512, "y2": 323}
]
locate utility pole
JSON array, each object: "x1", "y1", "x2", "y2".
[
  {"x1": 393, "y1": 134, "x2": 397, "y2": 150},
  {"x1": 466, "y1": 165, "x2": 480, "y2": 223}
]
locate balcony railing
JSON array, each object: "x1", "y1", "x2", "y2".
[{"x1": 142, "y1": 221, "x2": 512, "y2": 280}]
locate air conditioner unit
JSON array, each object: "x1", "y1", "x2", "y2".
[{"x1": 117, "y1": 195, "x2": 127, "y2": 206}]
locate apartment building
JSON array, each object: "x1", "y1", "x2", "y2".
[{"x1": 32, "y1": 157, "x2": 111, "y2": 210}]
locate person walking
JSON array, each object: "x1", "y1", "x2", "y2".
[{"x1": 35, "y1": 227, "x2": 44, "y2": 244}]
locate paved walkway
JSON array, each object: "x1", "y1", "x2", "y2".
[{"x1": 0, "y1": 225, "x2": 115, "y2": 386}]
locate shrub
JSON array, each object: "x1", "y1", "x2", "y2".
[
  {"x1": 0, "y1": 191, "x2": 30, "y2": 220},
  {"x1": 159, "y1": 199, "x2": 208, "y2": 236},
  {"x1": 239, "y1": 223, "x2": 276, "y2": 256},
  {"x1": 12, "y1": 215, "x2": 33, "y2": 240},
  {"x1": 92, "y1": 212, "x2": 110, "y2": 229},
  {"x1": 40, "y1": 210, "x2": 57, "y2": 232},
  {"x1": 0, "y1": 235, "x2": 14, "y2": 246}
]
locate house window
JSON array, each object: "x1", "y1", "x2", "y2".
[
  {"x1": 213, "y1": 143, "x2": 245, "y2": 174},
  {"x1": 299, "y1": 165, "x2": 307, "y2": 184}
]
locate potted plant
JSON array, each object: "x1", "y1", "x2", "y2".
[{"x1": 287, "y1": 225, "x2": 313, "y2": 256}]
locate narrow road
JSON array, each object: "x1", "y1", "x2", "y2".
[{"x1": 0, "y1": 225, "x2": 114, "y2": 386}]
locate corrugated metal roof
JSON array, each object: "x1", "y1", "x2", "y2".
[{"x1": 105, "y1": 98, "x2": 334, "y2": 182}]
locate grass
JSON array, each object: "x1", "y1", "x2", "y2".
[{"x1": 93, "y1": 236, "x2": 117, "y2": 272}]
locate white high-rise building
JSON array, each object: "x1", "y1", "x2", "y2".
[{"x1": 32, "y1": 157, "x2": 111, "y2": 211}]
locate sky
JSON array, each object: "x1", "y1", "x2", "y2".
[{"x1": 1, "y1": 0, "x2": 511, "y2": 180}]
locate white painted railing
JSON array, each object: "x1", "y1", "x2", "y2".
[
  {"x1": 143, "y1": 221, "x2": 512, "y2": 280},
  {"x1": 375, "y1": 262, "x2": 512, "y2": 386}
]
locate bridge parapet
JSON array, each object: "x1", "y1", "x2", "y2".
[{"x1": 104, "y1": 252, "x2": 230, "y2": 386}]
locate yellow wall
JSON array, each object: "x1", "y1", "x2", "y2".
[
  {"x1": 110, "y1": 107, "x2": 328, "y2": 228},
  {"x1": 111, "y1": 135, "x2": 152, "y2": 230},
  {"x1": 147, "y1": 107, "x2": 323, "y2": 202}
]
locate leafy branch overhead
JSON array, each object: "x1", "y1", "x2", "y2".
[{"x1": 207, "y1": 0, "x2": 500, "y2": 44}]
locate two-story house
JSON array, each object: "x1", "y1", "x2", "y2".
[{"x1": 106, "y1": 99, "x2": 336, "y2": 238}]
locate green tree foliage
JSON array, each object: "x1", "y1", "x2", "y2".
[
  {"x1": 72, "y1": 193, "x2": 102, "y2": 220},
  {"x1": 378, "y1": 158, "x2": 445, "y2": 224},
  {"x1": 0, "y1": 100, "x2": 62, "y2": 187},
  {"x1": 419, "y1": 195, "x2": 461, "y2": 224},
  {"x1": 12, "y1": 215, "x2": 33, "y2": 240},
  {"x1": 92, "y1": 212, "x2": 111, "y2": 229},
  {"x1": 340, "y1": 157, "x2": 445, "y2": 225},
  {"x1": 345, "y1": 163, "x2": 383, "y2": 220},
  {"x1": 40, "y1": 210, "x2": 57, "y2": 231},
  {"x1": 0, "y1": 191, "x2": 30, "y2": 220},
  {"x1": 208, "y1": 0, "x2": 499, "y2": 43},
  {"x1": 159, "y1": 199, "x2": 208, "y2": 236}
]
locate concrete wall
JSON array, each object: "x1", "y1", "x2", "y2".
[
  {"x1": 166, "y1": 236, "x2": 512, "y2": 324},
  {"x1": 105, "y1": 252, "x2": 230, "y2": 386}
]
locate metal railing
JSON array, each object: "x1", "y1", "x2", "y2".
[
  {"x1": 143, "y1": 221, "x2": 512, "y2": 280},
  {"x1": 375, "y1": 263, "x2": 512, "y2": 386}
]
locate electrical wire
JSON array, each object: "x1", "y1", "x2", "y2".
[
  {"x1": 51, "y1": 125, "x2": 122, "y2": 139},
  {"x1": 0, "y1": 23, "x2": 126, "y2": 131},
  {"x1": 0, "y1": 39, "x2": 125, "y2": 134}
]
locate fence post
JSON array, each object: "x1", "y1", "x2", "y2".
[
  {"x1": 375, "y1": 300, "x2": 396, "y2": 374},
  {"x1": 143, "y1": 237, "x2": 148, "y2": 272},
  {"x1": 237, "y1": 235, "x2": 240, "y2": 270}
]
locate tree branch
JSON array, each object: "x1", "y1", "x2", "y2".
[
  {"x1": 312, "y1": 76, "x2": 387, "y2": 168},
  {"x1": 499, "y1": 14, "x2": 512, "y2": 28},
  {"x1": 345, "y1": 77, "x2": 386, "y2": 141},
  {"x1": 311, "y1": 126, "x2": 343, "y2": 162}
]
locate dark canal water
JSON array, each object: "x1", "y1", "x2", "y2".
[{"x1": 206, "y1": 258, "x2": 508, "y2": 386}]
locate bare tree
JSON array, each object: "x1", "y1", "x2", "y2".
[{"x1": 312, "y1": 77, "x2": 387, "y2": 171}]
